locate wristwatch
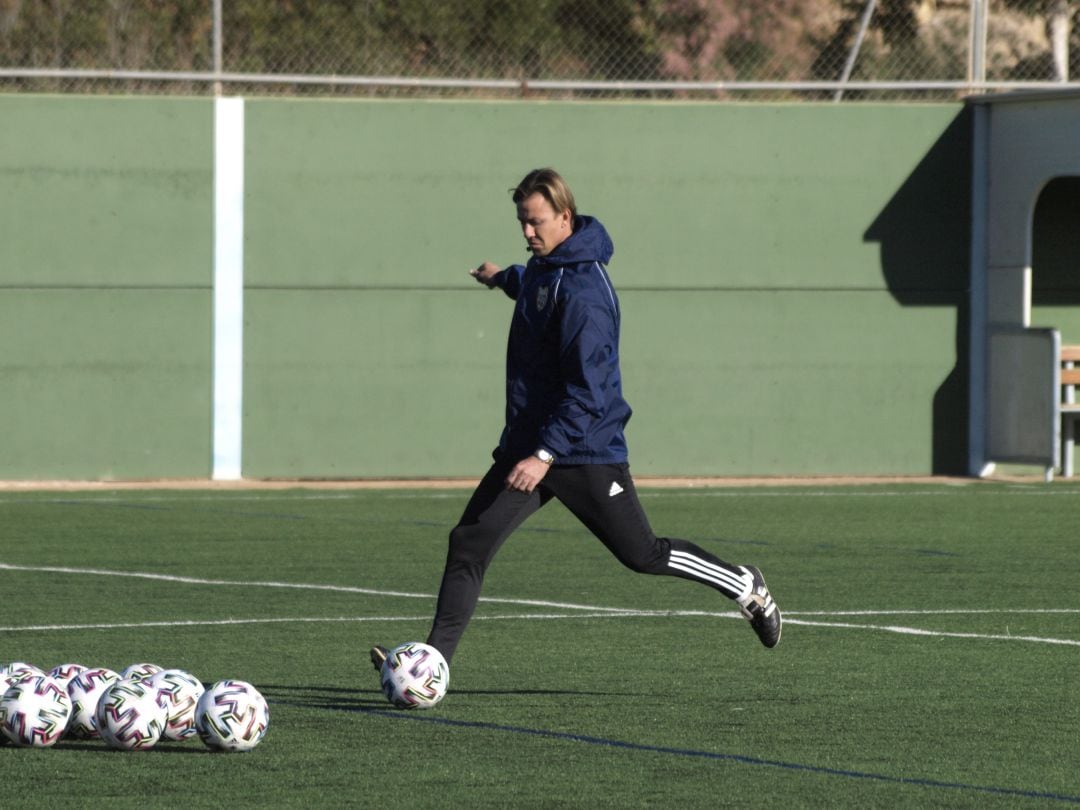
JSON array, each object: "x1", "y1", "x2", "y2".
[{"x1": 535, "y1": 448, "x2": 555, "y2": 465}]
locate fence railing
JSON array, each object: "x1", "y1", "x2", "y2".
[{"x1": 1, "y1": 0, "x2": 1076, "y2": 101}]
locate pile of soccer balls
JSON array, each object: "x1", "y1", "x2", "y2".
[{"x1": 0, "y1": 661, "x2": 269, "y2": 752}]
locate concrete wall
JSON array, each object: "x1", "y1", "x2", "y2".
[
  {"x1": 0, "y1": 95, "x2": 975, "y2": 479},
  {"x1": 0, "y1": 96, "x2": 212, "y2": 479}
]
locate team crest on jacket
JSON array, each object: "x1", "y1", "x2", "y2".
[{"x1": 536, "y1": 285, "x2": 549, "y2": 311}]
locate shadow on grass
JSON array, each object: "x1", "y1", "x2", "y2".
[
  {"x1": 49, "y1": 740, "x2": 215, "y2": 755},
  {"x1": 261, "y1": 683, "x2": 650, "y2": 713}
]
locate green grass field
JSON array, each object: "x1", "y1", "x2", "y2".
[{"x1": 1, "y1": 481, "x2": 1079, "y2": 808}]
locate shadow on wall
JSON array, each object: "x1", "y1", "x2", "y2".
[{"x1": 864, "y1": 108, "x2": 972, "y2": 475}]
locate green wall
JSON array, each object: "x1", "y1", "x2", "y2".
[
  {"x1": 0, "y1": 96, "x2": 212, "y2": 479},
  {"x1": 1, "y1": 95, "x2": 974, "y2": 479}
]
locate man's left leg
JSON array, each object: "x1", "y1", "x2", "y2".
[{"x1": 545, "y1": 463, "x2": 781, "y2": 648}]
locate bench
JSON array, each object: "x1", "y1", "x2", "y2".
[{"x1": 1061, "y1": 345, "x2": 1080, "y2": 477}]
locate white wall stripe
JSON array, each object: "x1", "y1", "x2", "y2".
[{"x1": 212, "y1": 96, "x2": 245, "y2": 481}]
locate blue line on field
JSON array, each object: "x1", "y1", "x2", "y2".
[{"x1": 363, "y1": 709, "x2": 1080, "y2": 804}]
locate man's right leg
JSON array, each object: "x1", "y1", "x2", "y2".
[{"x1": 424, "y1": 460, "x2": 547, "y2": 664}]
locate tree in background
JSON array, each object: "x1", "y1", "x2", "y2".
[
  {"x1": 0, "y1": 0, "x2": 1076, "y2": 92},
  {"x1": 636, "y1": 0, "x2": 844, "y2": 81},
  {"x1": 0, "y1": 0, "x2": 211, "y2": 71}
]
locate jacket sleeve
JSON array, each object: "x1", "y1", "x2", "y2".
[
  {"x1": 493, "y1": 264, "x2": 525, "y2": 300},
  {"x1": 536, "y1": 281, "x2": 618, "y2": 457}
]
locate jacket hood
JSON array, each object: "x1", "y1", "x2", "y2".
[{"x1": 531, "y1": 215, "x2": 614, "y2": 267}]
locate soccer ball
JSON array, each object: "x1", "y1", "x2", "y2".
[
  {"x1": 379, "y1": 642, "x2": 449, "y2": 710},
  {"x1": 194, "y1": 680, "x2": 269, "y2": 752},
  {"x1": 0, "y1": 674, "x2": 72, "y2": 747},
  {"x1": 48, "y1": 663, "x2": 88, "y2": 688},
  {"x1": 96, "y1": 678, "x2": 169, "y2": 750},
  {"x1": 147, "y1": 669, "x2": 205, "y2": 741},
  {"x1": 66, "y1": 667, "x2": 120, "y2": 739},
  {"x1": 0, "y1": 662, "x2": 45, "y2": 688},
  {"x1": 120, "y1": 662, "x2": 163, "y2": 683},
  {"x1": 0, "y1": 664, "x2": 41, "y2": 748}
]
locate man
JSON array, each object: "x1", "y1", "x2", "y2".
[{"x1": 372, "y1": 168, "x2": 779, "y2": 674}]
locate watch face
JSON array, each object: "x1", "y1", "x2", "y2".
[{"x1": 537, "y1": 449, "x2": 554, "y2": 463}]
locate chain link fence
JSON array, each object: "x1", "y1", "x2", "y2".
[{"x1": 0, "y1": 0, "x2": 1077, "y2": 100}]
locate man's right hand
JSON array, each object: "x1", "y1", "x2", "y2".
[{"x1": 469, "y1": 261, "x2": 501, "y2": 288}]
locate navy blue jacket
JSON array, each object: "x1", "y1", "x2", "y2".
[{"x1": 492, "y1": 215, "x2": 632, "y2": 464}]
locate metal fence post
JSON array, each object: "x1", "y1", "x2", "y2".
[
  {"x1": 834, "y1": 0, "x2": 877, "y2": 102},
  {"x1": 1051, "y1": 0, "x2": 1070, "y2": 81},
  {"x1": 969, "y1": 0, "x2": 988, "y2": 93},
  {"x1": 213, "y1": 0, "x2": 223, "y2": 96}
]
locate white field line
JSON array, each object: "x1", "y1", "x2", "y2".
[
  {"x1": 784, "y1": 618, "x2": 1080, "y2": 646},
  {"x1": 1, "y1": 491, "x2": 931, "y2": 504},
  {"x1": 4, "y1": 487, "x2": 1080, "y2": 506},
  {"x1": 791, "y1": 608, "x2": 1080, "y2": 615},
  {"x1": 0, "y1": 563, "x2": 636, "y2": 614},
  {"x1": 2, "y1": 611, "x2": 1079, "y2": 647},
  {"x1": 2, "y1": 562, "x2": 1078, "y2": 647},
  {"x1": 0, "y1": 612, "x2": 667, "y2": 633},
  {"x1": 0, "y1": 493, "x2": 361, "y2": 504},
  {"x1": 641, "y1": 490, "x2": 958, "y2": 498}
]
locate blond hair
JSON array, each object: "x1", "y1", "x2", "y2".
[{"x1": 511, "y1": 168, "x2": 577, "y2": 217}]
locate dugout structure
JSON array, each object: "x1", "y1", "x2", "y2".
[{"x1": 968, "y1": 89, "x2": 1080, "y2": 479}]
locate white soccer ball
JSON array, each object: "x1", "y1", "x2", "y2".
[
  {"x1": 0, "y1": 674, "x2": 72, "y2": 747},
  {"x1": 48, "y1": 663, "x2": 89, "y2": 688},
  {"x1": 195, "y1": 680, "x2": 269, "y2": 752},
  {"x1": 0, "y1": 665, "x2": 36, "y2": 748},
  {"x1": 379, "y1": 642, "x2": 450, "y2": 710},
  {"x1": 120, "y1": 662, "x2": 164, "y2": 683},
  {"x1": 0, "y1": 662, "x2": 45, "y2": 688},
  {"x1": 147, "y1": 669, "x2": 205, "y2": 741},
  {"x1": 96, "y1": 678, "x2": 169, "y2": 750},
  {"x1": 66, "y1": 667, "x2": 120, "y2": 739}
]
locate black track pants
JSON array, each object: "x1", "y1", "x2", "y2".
[{"x1": 426, "y1": 459, "x2": 750, "y2": 663}]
